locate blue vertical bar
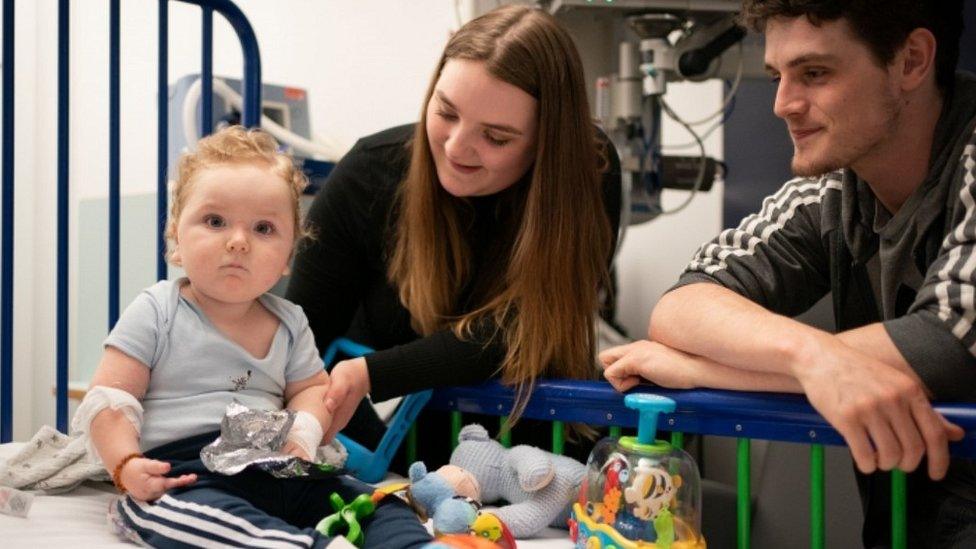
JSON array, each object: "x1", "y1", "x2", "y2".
[
  {"x1": 56, "y1": 0, "x2": 70, "y2": 433},
  {"x1": 109, "y1": 0, "x2": 120, "y2": 328},
  {"x1": 1, "y1": 0, "x2": 15, "y2": 443},
  {"x1": 156, "y1": 0, "x2": 167, "y2": 281},
  {"x1": 200, "y1": 6, "x2": 212, "y2": 137},
  {"x1": 173, "y1": 0, "x2": 261, "y2": 127}
]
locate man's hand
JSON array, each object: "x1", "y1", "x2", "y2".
[
  {"x1": 119, "y1": 457, "x2": 196, "y2": 502},
  {"x1": 599, "y1": 341, "x2": 697, "y2": 391},
  {"x1": 600, "y1": 340, "x2": 804, "y2": 393},
  {"x1": 794, "y1": 334, "x2": 964, "y2": 480},
  {"x1": 322, "y1": 357, "x2": 371, "y2": 443}
]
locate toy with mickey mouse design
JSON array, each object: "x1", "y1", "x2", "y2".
[{"x1": 569, "y1": 394, "x2": 705, "y2": 548}]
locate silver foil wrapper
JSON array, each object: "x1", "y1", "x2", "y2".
[{"x1": 200, "y1": 402, "x2": 346, "y2": 478}]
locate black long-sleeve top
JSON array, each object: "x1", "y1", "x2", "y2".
[{"x1": 286, "y1": 124, "x2": 621, "y2": 401}]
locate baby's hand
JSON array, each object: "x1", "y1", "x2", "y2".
[
  {"x1": 281, "y1": 440, "x2": 311, "y2": 461},
  {"x1": 119, "y1": 457, "x2": 197, "y2": 502}
]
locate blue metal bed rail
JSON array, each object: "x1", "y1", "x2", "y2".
[
  {"x1": 429, "y1": 381, "x2": 976, "y2": 548},
  {"x1": 0, "y1": 0, "x2": 263, "y2": 442},
  {"x1": 430, "y1": 380, "x2": 976, "y2": 457}
]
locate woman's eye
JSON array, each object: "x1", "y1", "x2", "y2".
[
  {"x1": 204, "y1": 215, "x2": 225, "y2": 228},
  {"x1": 437, "y1": 110, "x2": 458, "y2": 121},
  {"x1": 485, "y1": 133, "x2": 511, "y2": 147},
  {"x1": 255, "y1": 221, "x2": 275, "y2": 235}
]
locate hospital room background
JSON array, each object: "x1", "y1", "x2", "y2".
[{"x1": 4, "y1": 1, "x2": 976, "y2": 546}]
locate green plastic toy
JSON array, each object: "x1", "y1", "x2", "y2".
[{"x1": 315, "y1": 492, "x2": 377, "y2": 547}]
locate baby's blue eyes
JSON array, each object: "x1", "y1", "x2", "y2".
[{"x1": 255, "y1": 222, "x2": 276, "y2": 235}]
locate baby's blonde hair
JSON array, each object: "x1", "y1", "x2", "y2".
[{"x1": 166, "y1": 125, "x2": 309, "y2": 261}]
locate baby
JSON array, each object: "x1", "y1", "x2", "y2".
[{"x1": 74, "y1": 126, "x2": 431, "y2": 548}]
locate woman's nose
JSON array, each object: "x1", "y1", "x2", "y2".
[{"x1": 444, "y1": 128, "x2": 474, "y2": 160}]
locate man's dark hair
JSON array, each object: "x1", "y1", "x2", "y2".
[{"x1": 739, "y1": 0, "x2": 964, "y2": 90}]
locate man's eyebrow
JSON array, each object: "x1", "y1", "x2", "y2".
[
  {"x1": 434, "y1": 90, "x2": 523, "y2": 135},
  {"x1": 765, "y1": 53, "x2": 840, "y2": 73}
]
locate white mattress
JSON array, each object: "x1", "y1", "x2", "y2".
[{"x1": 0, "y1": 442, "x2": 572, "y2": 548}]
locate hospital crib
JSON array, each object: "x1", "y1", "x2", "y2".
[{"x1": 2, "y1": 1, "x2": 976, "y2": 548}]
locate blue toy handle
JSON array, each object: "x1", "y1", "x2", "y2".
[
  {"x1": 324, "y1": 338, "x2": 431, "y2": 483},
  {"x1": 625, "y1": 393, "x2": 676, "y2": 445}
]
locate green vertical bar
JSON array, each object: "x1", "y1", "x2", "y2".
[
  {"x1": 499, "y1": 416, "x2": 511, "y2": 448},
  {"x1": 810, "y1": 444, "x2": 825, "y2": 549},
  {"x1": 406, "y1": 423, "x2": 418, "y2": 465},
  {"x1": 737, "y1": 438, "x2": 751, "y2": 549},
  {"x1": 671, "y1": 431, "x2": 685, "y2": 449},
  {"x1": 609, "y1": 425, "x2": 622, "y2": 439},
  {"x1": 892, "y1": 470, "x2": 907, "y2": 549},
  {"x1": 552, "y1": 421, "x2": 565, "y2": 455},
  {"x1": 450, "y1": 411, "x2": 462, "y2": 450}
]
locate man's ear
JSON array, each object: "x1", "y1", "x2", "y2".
[{"x1": 896, "y1": 27, "x2": 937, "y2": 92}]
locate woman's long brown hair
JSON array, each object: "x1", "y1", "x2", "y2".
[{"x1": 389, "y1": 5, "x2": 612, "y2": 426}]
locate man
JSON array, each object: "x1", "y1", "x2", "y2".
[{"x1": 601, "y1": 1, "x2": 975, "y2": 546}]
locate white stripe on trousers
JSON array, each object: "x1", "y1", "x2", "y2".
[{"x1": 121, "y1": 496, "x2": 313, "y2": 549}]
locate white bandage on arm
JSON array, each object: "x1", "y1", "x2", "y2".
[
  {"x1": 71, "y1": 386, "x2": 144, "y2": 462},
  {"x1": 286, "y1": 410, "x2": 323, "y2": 460}
]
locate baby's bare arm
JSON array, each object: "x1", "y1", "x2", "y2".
[
  {"x1": 88, "y1": 347, "x2": 196, "y2": 500},
  {"x1": 285, "y1": 370, "x2": 333, "y2": 443}
]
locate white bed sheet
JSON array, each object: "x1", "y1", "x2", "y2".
[{"x1": 0, "y1": 443, "x2": 572, "y2": 548}]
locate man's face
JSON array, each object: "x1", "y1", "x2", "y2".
[{"x1": 765, "y1": 16, "x2": 902, "y2": 177}]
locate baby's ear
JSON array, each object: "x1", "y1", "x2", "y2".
[
  {"x1": 170, "y1": 247, "x2": 182, "y2": 266},
  {"x1": 282, "y1": 264, "x2": 291, "y2": 276}
]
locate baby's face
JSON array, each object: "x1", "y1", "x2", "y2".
[{"x1": 171, "y1": 163, "x2": 295, "y2": 305}]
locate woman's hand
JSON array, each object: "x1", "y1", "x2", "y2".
[
  {"x1": 322, "y1": 357, "x2": 371, "y2": 443},
  {"x1": 119, "y1": 457, "x2": 196, "y2": 502}
]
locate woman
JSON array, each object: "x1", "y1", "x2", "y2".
[{"x1": 286, "y1": 4, "x2": 621, "y2": 456}]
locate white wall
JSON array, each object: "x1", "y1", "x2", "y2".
[{"x1": 6, "y1": 0, "x2": 724, "y2": 436}]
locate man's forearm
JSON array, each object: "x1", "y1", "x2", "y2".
[
  {"x1": 652, "y1": 284, "x2": 931, "y2": 391},
  {"x1": 650, "y1": 283, "x2": 825, "y2": 378},
  {"x1": 673, "y1": 347, "x2": 804, "y2": 392}
]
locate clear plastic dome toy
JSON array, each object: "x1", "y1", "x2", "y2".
[{"x1": 569, "y1": 394, "x2": 705, "y2": 548}]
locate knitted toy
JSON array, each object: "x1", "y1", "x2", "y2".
[
  {"x1": 408, "y1": 462, "x2": 480, "y2": 535},
  {"x1": 450, "y1": 424, "x2": 586, "y2": 538}
]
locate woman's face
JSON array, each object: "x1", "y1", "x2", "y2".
[{"x1": 426, "y1": 59, "x2": 538, "y2": 197}]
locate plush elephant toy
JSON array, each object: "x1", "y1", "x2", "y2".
[{"x1": 449, "y1": 424, "x2": 586, "y2": 538}]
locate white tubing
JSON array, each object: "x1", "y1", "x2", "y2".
[{"x1": 181, "y1": 77, "x2": 341, "y2": 161}]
